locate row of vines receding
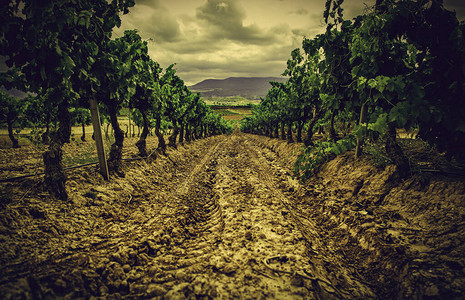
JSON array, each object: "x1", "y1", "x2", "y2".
[
  {"x1": 240, "y1": 0, "x2": 465, "y2": 182},
  {"x1": 1, "y1": 0, "x2": 234, "y2": 200}
]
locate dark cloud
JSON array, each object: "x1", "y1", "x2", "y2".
[
  {"x1": 444, "y1": 0, "x2": 465, "y2": 6},
  {"x1": 341, "y1": 1, "x2": 375, "y2": 19},
  {"x1": 134, "y1": 0, "x2": 159, "y2": 7},
  {"x1": 196, "y1": 0, "x2": 276, "y2": 44},
  {"x1": 290, "y1": 8, "x2": 309, "y2": 15},
  {"x1": 116, "y1": 1, "x2": 181, "y2": 43},
  {"x1": 147, "y1": 10, "x2": 181, "y2": 42},
  {"x1": 162, "y1": 38, "x2": 223, "y2": 54},
  {"x1": 159, "y1": 36, "x2": 301, "y2": 84},
  {"x1": 444, "y1": 0, "x2": 465, "y2": 20},
  {"x1": 196, "y1": 0, "x2": 246, "y2": 27}
]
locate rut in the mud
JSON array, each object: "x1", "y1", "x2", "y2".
[{"x1": 143, "y1": 134, "x2": 371, "y2": 298}]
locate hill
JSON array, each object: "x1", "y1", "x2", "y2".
[{"x1": 189, "y1": 77, "x2": 287, "y2": 99}]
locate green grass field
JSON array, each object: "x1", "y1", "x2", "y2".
[
  {"x1": 203, "y1": 96, "x2": 259, "y2": 107},
  {"x1": 210, "y1": 107, "x2": 252, "y2": 121}
]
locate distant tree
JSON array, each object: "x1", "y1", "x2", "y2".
[
  {"x1": 70, "y1": 107, "x2": 91, "y2": 141},
  {"x1": 21, "y1": 93, "x2": 58, "y2": 144},
  {"x1": 0, "y1": 90, "x2": 22, "y2": 148},
  {"x1": 159, "y1": 65, "x2": 191, "y2": 148},
  {"x1": 125, "y1": 30, "x2": 162, "y2": 157}
]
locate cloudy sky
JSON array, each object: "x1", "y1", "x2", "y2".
[{"x1": 113, "y1": 0, "x2": 464, "y2": 86}]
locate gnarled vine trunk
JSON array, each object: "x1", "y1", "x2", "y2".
[
  {"x1": 185, "y1": 124, "x2": 192, "y2": 143},
  {"x1": 384, "y1": 122, "x2": 410, "y2": 179},
  {"x1": 107, "y1": 108, "x2": 125, "y2": 175},
  {"x1": 296, "y1": 120, "x2": 303, "y2": 143},
  {"x1": 179, "y1": 121, "x2": 185, "y2": 145},
  {"x1": 43, "y1": 99, "x2": 71, "y2": 201},
  {"x1": 42, "y1": 112, "x2": 51, "y2": 144},
  {"x1": 43, "y1": 141, "x2": 67, "y2": 200},
  {"x1": 280, "y1": 121, "x2": 285, "y2": 140},
  {"x1": 286, "y1": 122, "x2": 293, "y2": 143},
  {"x1": 155, "y1": 116, "x2": 166, "y2": 155},
  {"x1": 201, "y1": 125, "x2": 206, "y2": 138},
  {"x1": 7, "y1": 117, "x2": 19, "y2": 148},
  {"x1": 191, "y1": 124, "x2": 197, "y2": 140},
  {"x1": 136, "y1": 110, "x2": 150, "y2": 157},
  {"x1": 355, "y1": 103, "x2": 367, "y2": 158},
  {"x1": 81, "y1": 123, "x2": 86, "y2": 142},
  {"x1": 123, "y1": 124, "x2": 128, "y2": 138},
  {"x1": 304, "y1": 107, "x2": 322, "y2": 146},
  {"x1": 328, "y1": 110, "x2": 338, "y2": 141},
  {"x1": 168, "y1": 119, "x2": 178, "y2": 148},
  {"x1": 268, "y1": 124, "x2": 273, "y2": 138}
]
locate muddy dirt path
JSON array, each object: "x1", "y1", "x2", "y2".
[
  {"x1": 143, "y1": 133, "x2": 371, "y2": 298},
  {"x1": 160, "y1": 134, "x2": 318, "y2": 298}
]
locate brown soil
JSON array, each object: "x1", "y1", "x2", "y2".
[{"x1": 0, "y1": 132, "x2": 464, "y2": 299}]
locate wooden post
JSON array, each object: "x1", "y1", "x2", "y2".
[
  {"x1": 355, "y1": 103, "x2": 367, "y2": 159},
  {"x1": 128, "y1": 109, "x2": 132, "y2": 137},
  {"x1": 89, "y1": 98, "x2": 109, "y2": 180}
]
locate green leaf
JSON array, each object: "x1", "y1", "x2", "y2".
[
  {"x1": 367, "y1": 113, "x2": 387, "y2": 133},
  {"x1": 357, "y1": 77, "x2": 367, "y2": 88},
  {"x1": 87, "y1": 56, "x2": 95, "y2": 65},
  {"x1": 62, "y1": 55, "x2": 76, "y2": 78},
  {"x1": 389, "y1": 101, "x2": 409, "y2": 127},
  {"x1": 63, "y1": 55, "x2": 76, "y2": 70},
  {"x1": 127, "y1": 86, "x2": 136, "y2": 95},
  {"x1": 78, "y1": 17, "x2": 87, "y2": 27},
  {"x1": 89, "y1": 43, "x2": 99, "y2": 56},
  {"x1": 368, "y1": 78, "x2": 377, "y2": 89},
  {"x1": 80, "y1": 68, "x2": 88, "y2": 78},
  {"x1": 351, "y1": 65, "x2": 360, "y2": 76},
  {"x1": 40, "y1": 66, "x2": 46, "y2": 81},
  {"x1": 55, "y1": 44, "x2": 62, "y2": 56},
  {"x1": 375, "y1": 75, "x2": 389, "y2": 93},
  {"x1": 372, "y1": 92, "x2": 381, "y2": 102}
]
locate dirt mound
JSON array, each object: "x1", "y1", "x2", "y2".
[
  {"x1": 0, "y1": 133, "x2": 464, "y2": 299},
  {"x1": 275, "y1": 140, "x2": 465, "y2": 298},
  {"x1": 236, "y1": 134, "x2": 465, "y2": 298}
]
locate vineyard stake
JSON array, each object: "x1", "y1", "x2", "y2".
[
  {"x1": 90, "y1": 97, "x2": 110, "y2": 180},
  {"x1": 355, "y1": 102, "x2": 367, "y2": 159}
]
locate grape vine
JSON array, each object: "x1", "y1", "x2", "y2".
[
  {"x1": 240, "y1": 0, "x2": 465, "y2": 181},
  {"x1": 1, "y1": 0, "x2": 233, "y2": 200}
]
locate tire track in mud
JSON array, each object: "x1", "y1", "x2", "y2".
[
  {"x1": 80, "y1": 133, "x2": 372, "y2": 298},
  {"x1": 240, "y1": 136, "x2": 353, "y2": 298},
  {"x1": 208, "y1": 135, "x2": 317, "y2": 298},
  {"x1": 134, "y1": 137, "x2": 228, "y2": 297},
  {"x1": 141, "y1": 136, "x2": 225, "y2": 229},
  {"x1": 242, "y1": 134, "x2": 375, "y2": 298},
  {"x1": 174, "y1": 138, "x2": 224, "y2": 196},
  {"x1": 149, "y1": 134, "x2": 348, "y2": 298}
]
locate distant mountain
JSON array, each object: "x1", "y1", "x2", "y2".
[{"x1": 189, "y1": 77, "x2": 287, "y2": 99}]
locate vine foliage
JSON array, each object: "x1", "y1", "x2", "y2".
[{"x1": 241, "y1": 0, "x2": 465, "y2": 182}]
